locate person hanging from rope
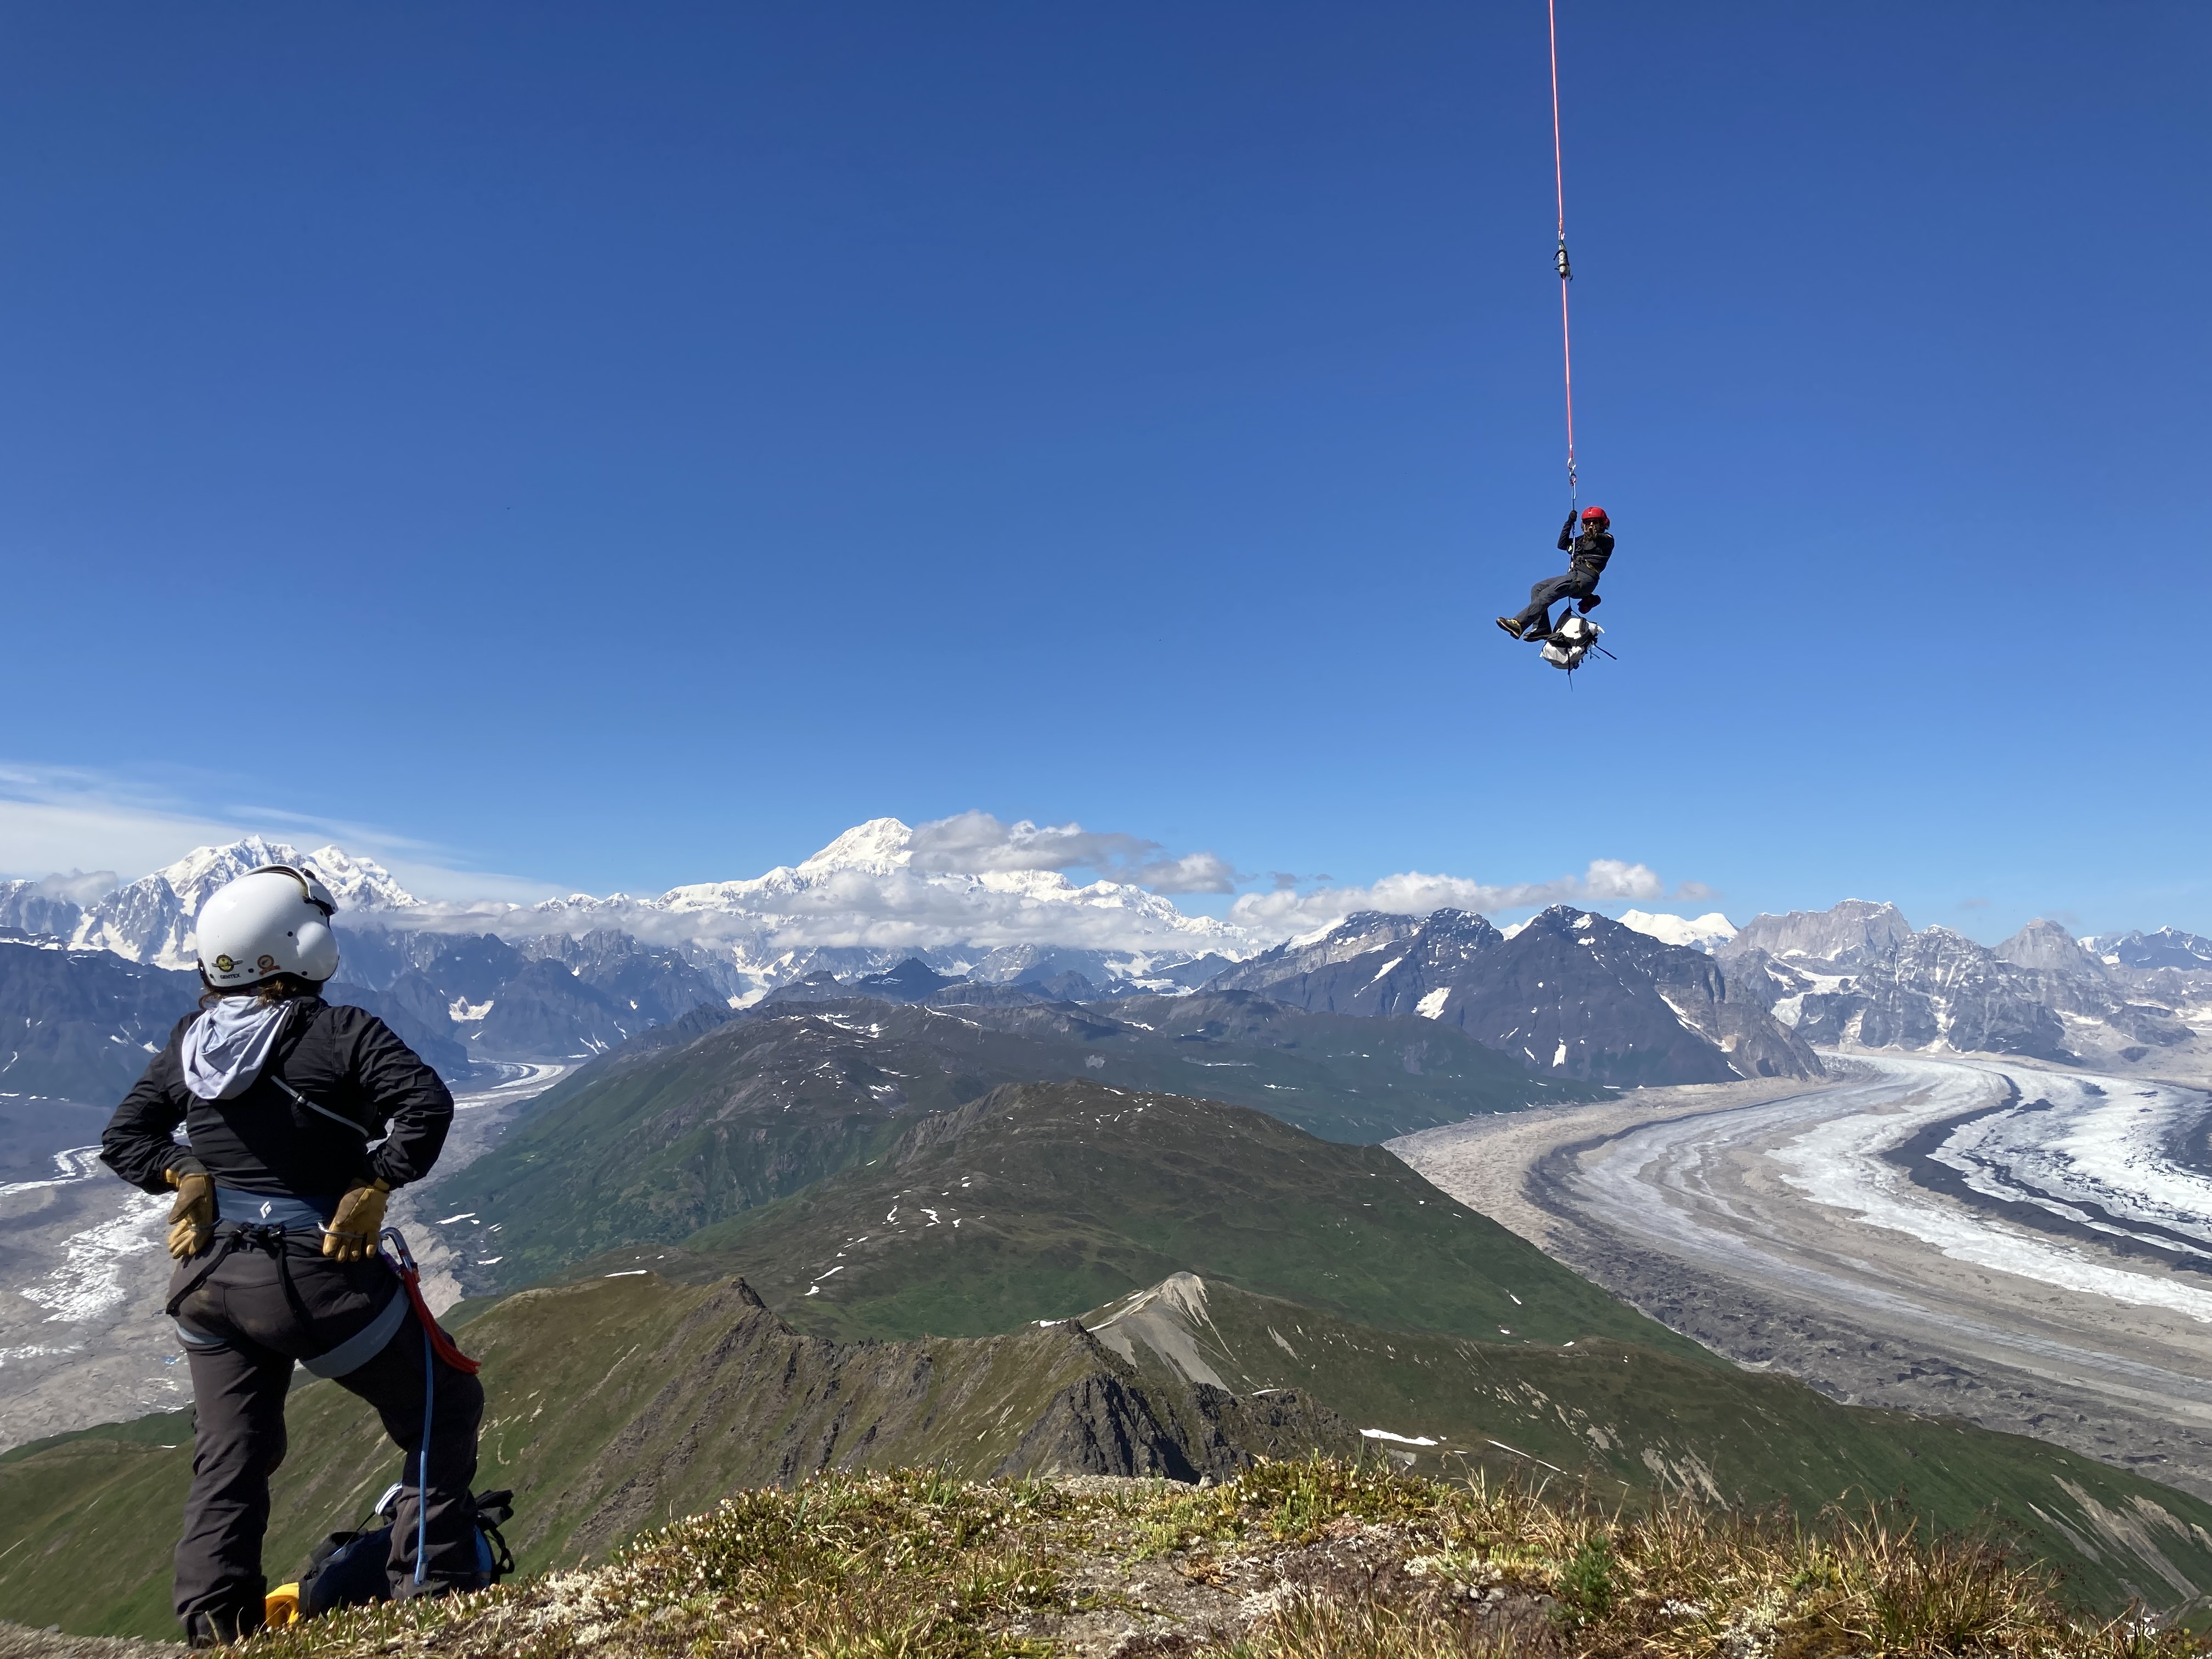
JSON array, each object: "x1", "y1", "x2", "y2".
[
  {"x1": 100, "y1": 866, "x2": 484, "y2": 1648},
  {"x1": 1497, "y1": 505, "x2": 1613, "y2": 642}
]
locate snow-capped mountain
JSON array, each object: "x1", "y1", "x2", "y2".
[
  {"x1": 0, "y1": 876, "x2": 93, "y2": 939},
  {"x1": 1616, "y1": 910, "x2": 1737, "y2": 952},
  {"x1": 1728, "y1": 904, "x2": 2201, "y2": 1068},
  {"x1": 1211, "y1": 909, "x2": 1503, "y2": 1014},
  {"x1": 70, "y1": 836, "x2": 417, "y2": 969},
  {"x1": 1790, "y1": 927, "x2": 2072, "y2": 1062},
  {"x1": 1212, "y1": 905, "x2": 1818, "y2": 1085},
  {"x1": 2083, "y1": 927, "x2": 2212, "y2": 975},
  {"x1": 31, "y1": 820, "x2": 2207, "y2": 1081},
  {"x1": 449, "y1": 817, "x2": 1244, "y2": 1000}
]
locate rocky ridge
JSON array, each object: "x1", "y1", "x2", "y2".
[
  {"x1": 1215, "y1": 906, "x2": 1818, "y2": 1085},
  {"x1": 1724, "y1": 905, "x2": 2204, "y2": 1067}
]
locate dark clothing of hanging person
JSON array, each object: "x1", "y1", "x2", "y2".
[
  {"x1": 100, "y1": 998, "x2": 482, "y2": 1633},
  {"x1": 1510, "y1": 512, "x2": 1615, "y2": 639}
]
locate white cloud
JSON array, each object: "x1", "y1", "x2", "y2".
[
  {"x1": 4, "y1": 770, "x2": 1699, "y2": 964},
  {"x1": 0, "y1": 766, "x2": 246, "y2": 885},
  {"x1": 1227, "y1": 860, "x2": 1668, "y2": 940},
  {"x1": 1129, "y1": 851, "x2": 1239, "y2": 895},
  {"x1": 0, "y1": 763, "x2": 556, "y2": 905},
  {"x1": 905, "y1": 811, "x2": 1238, "y2": 894}
]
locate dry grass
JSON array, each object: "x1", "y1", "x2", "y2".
[{"x1": 246, "y1": 1460, "x2": 2208, "y2": 1659}]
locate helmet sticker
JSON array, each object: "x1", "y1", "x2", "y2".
[
  {"x1": 214, "y1": 955, "x2": 235, "y2": 973},
  {"x1": 257, "y1": 954, "x2": 278, "y2": 972}
]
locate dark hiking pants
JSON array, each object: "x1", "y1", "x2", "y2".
[
  {"x1": 169, "y1": 1226, "x2": 484, "y2": 1626},
  {"x1": 1511, "y1": 567, "x2": 1599, "y2": 637}
]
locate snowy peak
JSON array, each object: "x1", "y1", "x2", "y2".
[
  {"x1": 71, "y1": 834, "x2": 416, "y2": 969},
  {"x1": 306, "y1": 845, "x2": 417, "y2": 910},
  {"x1": 1793, "y1": 927, "x2": 2070, "y2": 1062},
  {"x1": 797, "y1": 818, "x2": 916, "y2": 875},
  {"x1": 2084, "y1": 927, "x2": 2212, "y2": 973},
  {"x1": 1616, "y1": 910, "x2": 1737, "y2": 952}
]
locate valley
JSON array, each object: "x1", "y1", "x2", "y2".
[
  {"x1": 1397, "y1": 1052, "x2": 2212, "y2": 1498},
  {"x1": 9, "y1": 838, "x2": 2212, "y2": 1635},
  {"x1": 0, "y1": 1063, "x2": 569, "y2": 1449},
  {"x1": 13, "y1": 1078, "x2": 2212, "y2": 1635}
]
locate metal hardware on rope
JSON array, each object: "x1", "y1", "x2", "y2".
[{"x1": 1548, "y1": 0, "x2": 1578, "y2": 514}]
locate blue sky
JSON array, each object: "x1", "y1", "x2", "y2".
[{"x1": 3, "y1": 2, "x2": 2207, "y2": 941}]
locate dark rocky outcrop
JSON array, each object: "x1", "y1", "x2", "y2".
[
  {"x1": 1794, "y1": 927, "x2": 2072, "y2": 1061},
  {"x1": 0, "y1": 938, "x2": 198, "y2": 1103},
  {"x1": 1210, "y1": 907, "x2": 1818, "y2": 1086},
  {"x1": 1720, "y1": 900, "x2": 1911, "y2": 968}
]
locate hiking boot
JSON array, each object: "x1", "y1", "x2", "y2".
[
  {"x1": 185, "y1": 1601, "x2": 264, "y2": 1649},
  {"x1": 1494, "y1": 616, "x2": 1528, "y2": 640},
  {"x1": 1577, "y1": 594, "x2": 1602, "y2": 612}
]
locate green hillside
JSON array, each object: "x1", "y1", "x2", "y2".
[
  {"x1": 0, "y1": 1271, "x2": 1355, "y2": 1640},
  {"x1": 15, "y1": 1261, "x2": 2212, "y2": 1637},
  {"x1": 20, "y1": 1079, "x2": 2212, "y2": 1638},
  {"x1": 1086, "y1": 1273, "x2": 2212, "y2": 1616},
  {"x1": 433, "y1": 994, "x2": 1595, "y2": 1286},
  {"x1": 643, "y1": 1077, "x2": 1699, "y2": 1358}
]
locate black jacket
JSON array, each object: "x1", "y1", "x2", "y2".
[
  {"x1": 101, "y1": 997, "x2": 454, "y2": 1199},
  {"x1": 1559, "y1": 514, "x2": 1615, "y2": 575}
]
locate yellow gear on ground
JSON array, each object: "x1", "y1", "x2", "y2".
[{"x1": 264, "y1": 1582, "x2": 301, "y2": 1626}]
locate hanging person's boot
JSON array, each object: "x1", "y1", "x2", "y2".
[{"x1": 1495, "y1": 616, "x2": 1528, "y2": 639}]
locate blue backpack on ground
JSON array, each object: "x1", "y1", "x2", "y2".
[{"x1": 296, "y1": 1486, "x2": 515, "y2": 1618}]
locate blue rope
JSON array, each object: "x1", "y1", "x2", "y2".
[{"x1": 415, "y1": 1322, "x2": 432, "y2": 1585}]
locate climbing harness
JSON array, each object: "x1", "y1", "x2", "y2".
[{"x1": 1548, "y1": 0, "x2": 1577, "y2": 514}]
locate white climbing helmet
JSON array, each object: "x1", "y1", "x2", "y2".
[{"x1": 195, "y1": 866, "x2": 342, "y2": 988}]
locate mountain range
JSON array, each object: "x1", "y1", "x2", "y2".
[
  {"x1": 1213, "y1": 905, "x2": 1821, "y2": 1085},
  {"x1": 8, "y1": 827, "x2": 2208, "y2": 1103},
  {"x1": 0, "y1": 938, "x2": 198, "y2": 1105},
  {"x1": 1724, "y1": 905, "x2": 2209, "y2": 1068},
  {"x1": 10, "y1": 1077, "x2": 2212, "y2": 1637}
]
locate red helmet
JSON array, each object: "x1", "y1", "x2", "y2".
[{"x1": 1581, "y1": 506, "x2": 1609, "y2": 523}]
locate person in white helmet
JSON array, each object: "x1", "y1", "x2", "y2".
[{"x1": 100, "y1": 865, "x2": 479, "y2": 1648}]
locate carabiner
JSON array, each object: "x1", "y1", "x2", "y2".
[{"x1": 377, "y1": 1226, "x2": 417, "y2": 1277}]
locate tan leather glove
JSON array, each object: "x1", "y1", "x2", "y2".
[
  {"x1": 323, "y1": 1179, "x2": 391, "y2": 1262},
  {"x1": 165, "y1": 1166, "x2": 215, "y2": 1260}
]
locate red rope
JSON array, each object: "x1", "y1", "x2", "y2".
[
  {"x1": 378, "y1": 1228, "x2": 482, "y2": 1375},
  {"x1": 397, "y1": 1262, "x2": 481, "y2": 1375},
  {"x1": 1548, "y1": 0, "x2": 1577, "y2": 509}
]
